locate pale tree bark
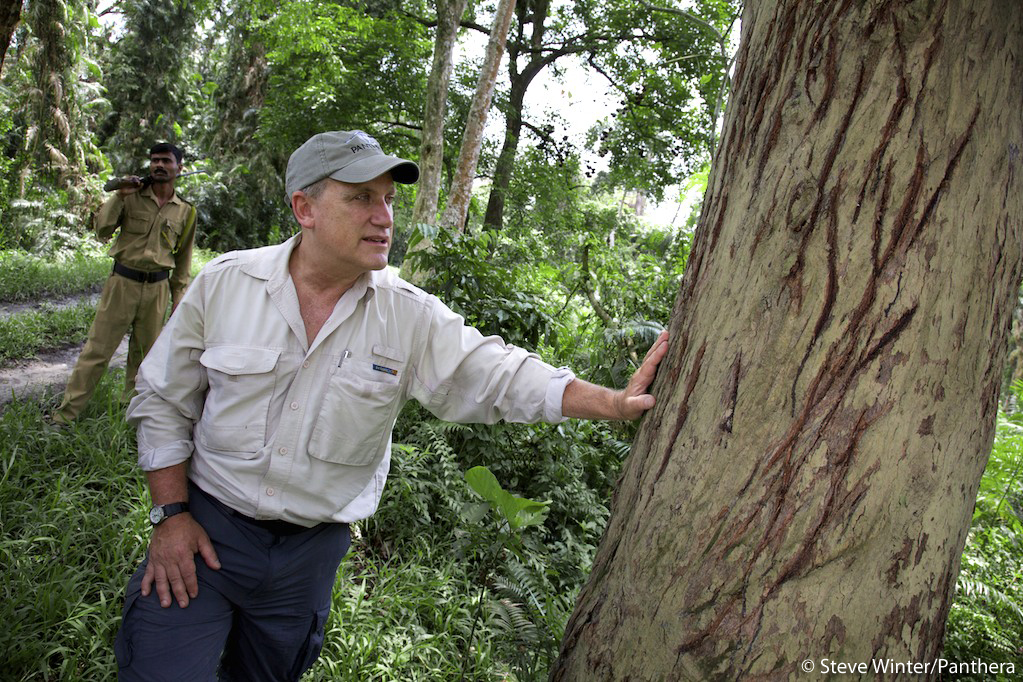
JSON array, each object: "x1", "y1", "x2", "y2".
[
  {"x1": 482, "y1": 0, "x2": 552, "y2": 232},
  {"x1": 411, "y1": 0, "x2": 468, "y2": 227},
  {"x1": 553, "y1": 0, "x2": 1023, "y2": 679},
  {"x1": 439, "y1": 0, "x2": 516, "y2": 232}
]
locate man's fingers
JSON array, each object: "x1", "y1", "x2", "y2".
[
  {"x1": 178, "y1": 559, "x2": 199, "y2": 603},
  {"x1": 643, "y1": 331, "x2": 669, "y2": 367},
  {"x1": 630, "y1": 332, "x2": 669, "y2": 391},
  {"x1": 145, "y1": 515, "x2": 214, "y2": 608},
  {"x1": 167, "y1": 568, "x2": 191, "y2": 609},
  {"x1": 141, "y1": 560, "x2": 155, "y2": 597},
  {"x1": 153, "y1": 564, "x2": 174, "y2": 608},
  {"x1": 197, "y1": 535, "x2": 222, "y2": 572}
]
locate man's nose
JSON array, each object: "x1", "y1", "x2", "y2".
[{"x1": 370, "y1": 199, "x2": 393, "y2": 226}]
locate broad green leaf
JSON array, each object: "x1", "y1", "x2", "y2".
[{"x1": 465, "y1": 466, "x2": 550, "y2": 530}]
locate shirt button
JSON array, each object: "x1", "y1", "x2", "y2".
[
  {"x1": 266, "y1": 487, "x2": 275, "y2": 496},
  {"x1": 290, "y1": 402, "x2": 299, "y2": 410},
  {"x1": 278, "y1": 447, "x2": 288, "y2": 456}
]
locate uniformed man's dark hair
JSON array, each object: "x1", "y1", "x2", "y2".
[{"x1": 150, "y1": 142, "x2": 183, "y2": 164}]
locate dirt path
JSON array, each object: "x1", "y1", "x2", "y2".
[
  {"x1": 0, "y1": 337, "x2": 130, "y2": 408},
  {"x1": 0, "y1": 292, "x2": 129, "y2": 409}
]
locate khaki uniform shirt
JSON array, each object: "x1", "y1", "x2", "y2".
[
  {"x1": 95, "y1": 186, "x2": 196, "y2": 305},
  {"x1": 128, "y1": 235, "x2": 574, "y2": 526}
]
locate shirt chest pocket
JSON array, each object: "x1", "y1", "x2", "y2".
[
  {"x1": 198, "y1": 346, "x2": 281, "y2": 455},
  {"x1": 160, "y1": 216, "x2": 186, "y2": 253},
  {"x1": 307, "y1": 346, "x2": 406, "y2": 467},
  {"x1": 124, "y1": 210, "x2": 152, "y2": 235}
]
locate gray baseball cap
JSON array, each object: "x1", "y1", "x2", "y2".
[{"x1": 285, "y1": 130, "x2": 419, "y2": 202}]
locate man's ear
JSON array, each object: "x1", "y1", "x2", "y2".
[{"x1": 291, "y1": 191, "x2": 316, "y2": 229}]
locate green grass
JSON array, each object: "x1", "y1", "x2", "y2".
[
  {"x1": 0, "y1": 249, "x2": 111, "y2": 303},
  {"x1": 0, "y1": 298, "x2": 98, "y2": 366},
  {"x1": 0, "y1": 378, "x2": 145, "y2": 680}
]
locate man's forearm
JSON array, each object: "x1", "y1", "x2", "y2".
[
  {"x1": 146, "y1": 462, "x2": 190, "y2": 504},
  {"x1": 562, "y1": 378, "x2": 625, "y2": 420},
  {"x1": 94, "y1": 193, "x2": 124, "y2": 240}
]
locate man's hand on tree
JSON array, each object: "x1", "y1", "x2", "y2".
[
  {"x1": 562, "y1": 330, "x2": 670, "y2": 421},
  {"x1": 613, "y1": 330, "x2": 670, "y2": 420}
]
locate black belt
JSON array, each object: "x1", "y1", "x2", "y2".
[
  {"x1": 236, "y1": 515, "x2": 314, "y2": 536},
  {"x1": 193, "y1": 483, "x2": 319, "y2": 537},
  {"x1": 113, "y1": 262, "x2": 170, "y2": 283}
]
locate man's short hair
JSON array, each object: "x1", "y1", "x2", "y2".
[
  {"x1": 300, "y1": 178, "x2": 330, "y2": 201},
  {"x1": 150, "y1": 143, "x2": 183, "y2": 164}
]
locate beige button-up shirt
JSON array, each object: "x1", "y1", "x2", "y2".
[
  {"x1": 128, "y1": 235, "x2": 574, "y2": 525},
  {"x1": 95, "y1": 187, "x2": 196, "y2": 304}
]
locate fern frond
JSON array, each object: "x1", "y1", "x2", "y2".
[
  {"x1": 488, "y1": 598, "x2": 539, "y2": 645},
  {"x1": 956, "y1": 577, "x2": 1023, "y2": 624}
]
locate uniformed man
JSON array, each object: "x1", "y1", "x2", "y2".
[{"x1": 51, "y1": 142, "x2": 197, "y2": 425}]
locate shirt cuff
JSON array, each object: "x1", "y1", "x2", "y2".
[
  {"x1": 138, "y1": 439, "x2": 194, "y2": 471},
  {"x1": 544, "y1": 367, "x2": 576, "y2": 423}
]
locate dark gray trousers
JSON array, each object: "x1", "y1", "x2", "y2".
[{"x1": 115, "y1": 483, "x2": 350, "y2": 681}]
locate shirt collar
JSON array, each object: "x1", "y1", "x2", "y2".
[
  {"x1": 139, "y1": 185, "x2": 182, "y2": 205},
  {"x1": 242, "y1": 232, "x2": 380, "y2": 296}
]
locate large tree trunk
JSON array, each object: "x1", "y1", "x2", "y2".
[
  {"x1": 411, "y1": 0, "x2": 468, "y2": 227},
  {"x1": 440, "y1": 0, "x2": 517, "y2": 232},
  {"x1": 553, "y1": 1, "x2": 1023, "y2": 679}
]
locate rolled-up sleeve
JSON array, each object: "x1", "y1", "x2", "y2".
[
  {"x1": 94, "y1": 194, "x2": 125, "y2": 241},
  {"x1": 126, "y1": 271, "x2": 208, "y2": 470},
  {"x1": 410, "y1": 296, "x2": 575, "y2": 424}
]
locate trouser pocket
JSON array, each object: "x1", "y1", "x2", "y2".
[
  {"x1": 288, "y1": 607, "x2": 330, "y2": 681},
  {"x1": 113, "y1": 572, "x2": 145, "y2": 670}
]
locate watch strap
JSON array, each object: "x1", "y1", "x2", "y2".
[
  {"x1": 160, "y1": 502, "x2": 189, "y2": 518},
  {"x1": 150, "y1": 501, "x2": 189, "y2": 525}
]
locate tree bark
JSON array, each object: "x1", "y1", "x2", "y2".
[
  {"x1": 411, "y1": 0, "x2": 468, "y2": 227},
  {"x1": 440, "y1": 0, "x2": 517, "y2": 232},
  {"x1": 0, "y1": 0, "x2": 21, "y2": 74},
  {"x1": 553, "y1": 1, "x2": 1023, "y2": 679},
  {"x1": 482, "y1": 0, "x2": 550, "y2": 231}
]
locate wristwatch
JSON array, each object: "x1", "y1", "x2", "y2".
[{"x1": 149, "y1": 502, "x2": 189, "y2": 526}]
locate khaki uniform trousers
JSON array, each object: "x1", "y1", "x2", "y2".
[{"x1": 54, "y1": 272, "x2": 169, "y2": 422}]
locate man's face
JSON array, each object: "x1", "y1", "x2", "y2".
[
  {"x1": 149, "y1": 152, "x2": 182, "y2": 183},
  {"x1": 302, "y1": 174, "x2": 395, "y2": 280}
]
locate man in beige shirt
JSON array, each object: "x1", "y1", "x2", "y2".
[
  {"x1": 52, "y1": 143, "x2": 196, "y2": 425},
  {"x1": 115, "y1": 131, "x2": 668, "y2": 681}
]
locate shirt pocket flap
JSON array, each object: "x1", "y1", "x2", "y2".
[
  {"x1": 372, "y1": 344, "x2": 406, "y2": 362},
  {"x1": 200, "y1": 347, "x2": 281, "y2": 376}
]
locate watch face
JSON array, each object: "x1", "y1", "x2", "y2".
[{"x1": 149, "y1": 506, "x2": 164, "y2": 525}]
